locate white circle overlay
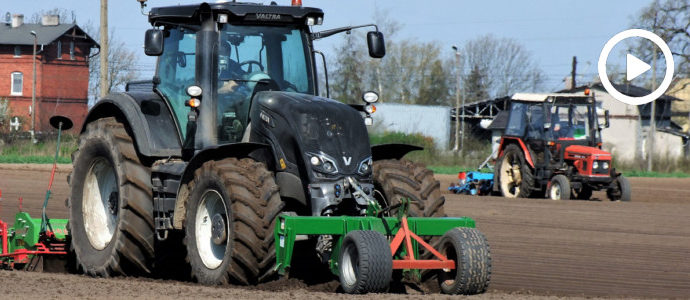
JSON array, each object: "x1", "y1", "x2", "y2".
[{"x1": 598, "y1": 29, "x2": 675, "y2": 106}]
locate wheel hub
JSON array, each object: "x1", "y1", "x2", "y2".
[
  {"x1": 108, "y1": 191, "x2": 119, "y2": 216},
  {"x1": 211, "y1": 213, "x2": 227, "y2": 245}
]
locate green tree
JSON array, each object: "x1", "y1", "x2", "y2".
[
  {"x1": 463, "y1": 64, "x2": 490, "y2": 102},
  {"x1": 418, "y1": 59, "x2": 450, "y2": 105},
  {"x1": 330, "y1": 33, "x2": 365, "y2": 104}
]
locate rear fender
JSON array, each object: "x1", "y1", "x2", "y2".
[
  {"x1": 497, "y1": 137, "x2": 535, "y2": 169},
  {"x1": 371, "y1": 143, "x2": 423, "y2": 161},
  {"x1": 83, "y1": 92, "x2": 181, "y2": 158}
]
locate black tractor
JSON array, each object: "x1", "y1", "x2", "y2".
[{"x1": 67, "y1": 0, "x2": 449, "y2": 289}]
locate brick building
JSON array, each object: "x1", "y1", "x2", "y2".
[{"x1": 0, "y1": 14, "x2": 98, "y2": 133}]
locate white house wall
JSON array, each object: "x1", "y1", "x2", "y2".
[
  {"x1": 370, "y1": 103, "x2": 451, "y2": 150},
  {"x1": 594, "y1": 88, "x2": 683, "y2": 161}
]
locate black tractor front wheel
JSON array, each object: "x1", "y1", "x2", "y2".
[
  {"x1": 184, "y1": 158, "x2": 283, "y2": 285},
  {"x1": 69, "y1": 117, "x2": 154, "y2": 276}
]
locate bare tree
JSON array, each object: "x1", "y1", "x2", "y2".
[
  {"x1": 29, "y1": 8, "x2": 76, "y2": 24},
  {"x1": 462, "y1": 35, "x2": 544, "y2": 98},
  {"x1": 631, "y1": 0, "x2": 689, "y2": 84},
  {"x1": 83, "y1": 22, "x2": 140, "y2": 100}
]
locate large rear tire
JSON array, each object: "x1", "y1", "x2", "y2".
[
  {"x1": 184, "y1": 158, "x2": 283, "y2": 285},
  {"x1": 496, "y1": 144, "x2": 534, "y2": 198},
  {"x1": 372, "y1": 159, "x2": 445, "y2": 218},
  {"x1": 372, "y1": 159, "x2": 445, "y2": 283},
  {"x1": 69, "y1": 117, "x2": 154, "y2": 276}
]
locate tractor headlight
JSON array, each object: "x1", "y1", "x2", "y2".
[
  {"x1": 603, "y1": 162, "x2": 610, "y2": 169},
  {"x1": 307, "y1": 152, "x2": 338, "y2": 174},
  {"x1": 357, "y1": 157, "x2": 372, "y2": 175},
  {"x1": 592, "y1": 161, "x2": 599, "y2": 169},
  {"x1": 323, "y1": 161, "x2": 335, "y2": 172},
  {"x1": 310, "y1": 156, "x2": 321, "y2": 166}
]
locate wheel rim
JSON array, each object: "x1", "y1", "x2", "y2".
[
  {"x1": 82, "y1": 157, "x2": 118, "y2": 250},
  {"x1": 195, "y1": 190, "x2": 229, "y2": 269},
  {"x1": 341, "y1": 242, "x2": 359, "y2": 287},
  {"x1": 550, "y1": 181, "x2": 561, "y2": 200},
  {"x1": 439, "y1": 238, "x2": 458, "y2": 287},
  {"x1": 500, "y1": 153, "x2": 521, "y2": 197}
]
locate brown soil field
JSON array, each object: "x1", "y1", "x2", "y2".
[{"x1": 0, "y1": 164, "x2": 688, "y2": 299}]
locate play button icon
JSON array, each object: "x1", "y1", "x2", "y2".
[
  {"x1": 598, "y1": 29, "x2": 675, "y2": 106},
  {"x1": 626, "y1": 53, "x2": 651, "y2": 81}
]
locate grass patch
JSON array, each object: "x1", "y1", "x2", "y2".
[
  {"x1": 0, "y1": 135, "x2": 77, "y2": 164},
  {"x1": 0, "y1": 154, "x2": 71, "y2": 164},
  {"x1": 621, "y1": 170, "x2": 690, "y2": 178},
  {"x1": 428, "y1": 165, "x2": 493, "y2": 175}
]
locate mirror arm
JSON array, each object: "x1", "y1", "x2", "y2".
[
  {"x1": 311, "y1": 24, "x2": 379, "y2": 40},
  {"x1": 313, "y1": 50, "x2": 329, "y2": 98}
]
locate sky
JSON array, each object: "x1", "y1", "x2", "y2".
[{"x1": 3, "y1": 0, "x2": 656, "y2": 93}]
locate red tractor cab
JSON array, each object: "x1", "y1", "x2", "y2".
[{"x1": 493, "y1": 92, "x2": 631, "y2": 201}]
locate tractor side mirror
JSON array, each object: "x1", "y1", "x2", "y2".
[
  {"x1": 144, "y1": 29, "x2": 164, "y2": 56},
  {"x1": 367, "y1": 31, "x2": 385, "y2": 58},
  {"x1": 604, "y1": 110, "x2": 610, "y2": 128}
]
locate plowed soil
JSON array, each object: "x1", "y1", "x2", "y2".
[{"x1": 0, "y1": 164, "x2": 688, "y2": 299}]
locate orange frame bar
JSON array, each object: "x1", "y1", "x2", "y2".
[{"x1": 390, "y1": 216, "x2": 455, "y2": 270}]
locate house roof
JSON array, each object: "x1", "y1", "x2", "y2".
[
  {"x1": 511, "y1": 92, "x2": 590, "y2": 102},
  {"x1": 562, "y1": 83, "x2": 681, "y2": 102},
  {"x1": 0, "y1": 23, "x2": 98, "y2": 46}
]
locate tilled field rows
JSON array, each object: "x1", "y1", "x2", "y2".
[{"x1": 0, "y1": 165, "x2": 689, "y2": 298}]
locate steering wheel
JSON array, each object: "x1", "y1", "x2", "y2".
[{"x1": 239, "y1": 60, "x2": 264, "y2": 73}]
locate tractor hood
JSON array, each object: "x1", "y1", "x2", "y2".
[
  {"x1": 564, "y1": 145, "x2": 612, "y2": 160},
  {"x1": 250, "y1": 91, "x2": 371, "y2": 178}
]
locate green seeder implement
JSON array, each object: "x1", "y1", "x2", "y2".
[
  {"x1": 0, "y1": 116, "x2": 72, "y2": 270},
  {"x1": 274, "y1": 199, "x2": 492, "y2": 294}
]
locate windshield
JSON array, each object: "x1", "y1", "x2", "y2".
[
  {"x1": 549, "y1": 104, "x2": 591, "y2": 141},
  {"x1": 216, "y1": 24, "x2": 314, "y2": 143}
]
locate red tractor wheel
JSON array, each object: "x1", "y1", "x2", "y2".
[
  {"x1": 496, "y1": 144, "x2": 534, "y2": 198},
  {"x1": 548, "y1": 175, "x2": 571, "y2": 200},
  {"x1": 607, "y1": 175, "x2": 631, "y2": 202}
]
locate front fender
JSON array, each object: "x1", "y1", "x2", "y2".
[{"x1": 172, "y1": 142, "x2": 274, "y2": 229}]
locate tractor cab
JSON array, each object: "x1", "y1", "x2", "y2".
[
  {"x1": 495, "y1": 92, "x2": 630, "y2": 201},
  {"x1": 504, "y1": 93, "x2": 606, "y2": 164},
  {"x1": 143, "y1": 2, "x2": 385, "y2": 151}
]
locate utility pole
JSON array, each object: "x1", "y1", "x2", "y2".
[
  {"x1": 452, "y1": 46, "x2": 461, "y2": 153},
  {"x1": 647, "y1": 46, "x2": 657, "y2": 172},
  {"x1": 99, "y1": 0, "x2": 109, "y2": 98},
  {"x1": 30, "y1": 30, "x2": 37, "y2": 144},
  {"x1": 571, "y1": 56, "x2": 577, "y2": 89}
]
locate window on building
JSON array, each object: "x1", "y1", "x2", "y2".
[
  {"x1": 57, "y1": 40, "x2": 62, "y2": 59},
  {"x1": 11, "y1": 72, "x2": 23, "y2": 96},
  {"x1": 70, "y1": 41, "x2": 75, "y2": 60},
  {"x1": 14, "y1": 46, "x2": 21, "y2": 57}
]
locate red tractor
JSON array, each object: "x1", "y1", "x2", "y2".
[{"x1": 493, "y1": 92, "x2": 631, "y2": 201}]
